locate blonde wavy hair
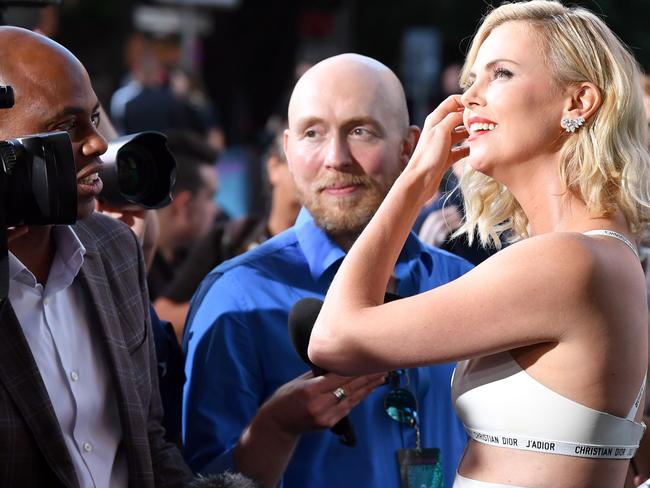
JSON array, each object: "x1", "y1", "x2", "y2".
[{"x1": 456, "y1": 0, "x2": 650, "y2": 247}]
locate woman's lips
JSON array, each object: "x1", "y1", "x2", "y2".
[
  {"x1": 466, "y1": 121, "x2": 498, "y2": 142},
  {"x1": 467, "y1": 131, "x2": 492, "y2": 142}
]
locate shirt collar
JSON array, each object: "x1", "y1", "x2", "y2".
[
  {"x1": 9, "y1": 225, "x2": 86, "y2": 288},
  {"x1": 294, "y1": 207, "x2": 432, "y2": 282}
]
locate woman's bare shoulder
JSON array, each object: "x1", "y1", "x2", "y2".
[{"x1": 473, "y1": 232, "x2": 599, "y2": 294}]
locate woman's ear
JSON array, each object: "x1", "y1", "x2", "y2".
[{"x1": 562, "y1": 82, "x2": 602, "y2": 124}]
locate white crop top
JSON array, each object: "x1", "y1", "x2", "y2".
[{"x1": 452, "y1": 230, "x2": 646, "y2": 460}]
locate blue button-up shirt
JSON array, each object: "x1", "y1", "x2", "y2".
[{"x1": 183, "y1": 210, "x2": 472, "y2": 488}]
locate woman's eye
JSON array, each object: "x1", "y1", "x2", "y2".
[{"x1": 493, "y1": 67, "x2": 513, "y2": 79}]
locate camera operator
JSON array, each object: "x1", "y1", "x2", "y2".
[{"x1": 0, "y1": 25, "x2": 192, "y2": 487}]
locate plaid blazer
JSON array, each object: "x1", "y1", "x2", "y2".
[{"x1": 0, "y1": 213, "x2": 192, "y2": 487}]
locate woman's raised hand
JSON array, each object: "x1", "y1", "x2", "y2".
[{"x1": 405, "y1": 95, "x2": 468, "y2": 202}]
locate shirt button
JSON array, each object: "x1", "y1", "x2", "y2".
[
  {"x1": 70, "y1": 371, "x2": 79, "y2": 382},
  {"x1": 82, "y1": 442, "x2": 93, "y2": 453}
]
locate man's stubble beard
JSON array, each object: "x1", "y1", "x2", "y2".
[{"x1": 298, "y1": 168, "x2": 402, "y2": 238}]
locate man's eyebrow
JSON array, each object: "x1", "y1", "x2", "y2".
[
  {"x1": 294, "y1": 116, "x2": 381, "y2": 128},
  {"x1": 292, "y1": 116, "x2": 324, "y2": 131},
  {"x1": 345, "y1": 116, "x2": 379, "y2": 126},
  {"x1": 344, "y1": 116, "x2": 385, "y2": 134},
  {"x1": 45, "y1": 100, "x2": 101, "y2": 126}
]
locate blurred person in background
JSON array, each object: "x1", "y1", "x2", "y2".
[
  {"x1": 170, "y1": 66, "x2": 226, "y2": 152},
  {"x1": 148, "y1": 130, "x2": 219, "y2": 301},
  {"x1": 154, "y1": 125, "x2": 300, "y2": 342},
  {"x1": 110, "y1": 34, "x2": 210, "y2": 138}
]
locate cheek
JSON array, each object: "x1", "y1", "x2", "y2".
[
  {"x1": 350, "y1": 145, "x2": 399, "y2": 180},
  {"x1": 191, "y1": 209, "x2": 212, "y2": 235},
  {"x1": 289, "y1": 145, "x2": 324, "y2": 181},
  {"x1": 72, "y1": 142, "x2": 84, "y2": 171},
  {"x1": 197, "y1": 201, "x2": 212, "y2": 220}
]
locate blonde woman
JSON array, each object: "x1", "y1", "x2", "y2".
[{"x1": 309, "y1": 1, "x2": 650, "y2": 487}]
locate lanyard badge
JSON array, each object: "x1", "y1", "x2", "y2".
[{"x1": 385, "y1": 369, "x2": 444, "y2": 488}]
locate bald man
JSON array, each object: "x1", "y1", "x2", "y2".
[
  {"x1": 183, "y1": 54, "x2": 471, "y2": 488},
  {"x1": 0, "y1": 27, "x2": 192, "y2": 487}
]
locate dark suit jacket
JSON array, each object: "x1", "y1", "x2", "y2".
[{"x1": 0, "y1": 213, "x2": 193, "y2": 487}]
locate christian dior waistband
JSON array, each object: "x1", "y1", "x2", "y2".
[{"x1": 465, "y1": 427, "x2": 638, "y2": 459}]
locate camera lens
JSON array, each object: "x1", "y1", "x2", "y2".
[
  {"x1": 117, "y1": 146, "x2": 156, "y2": 200},
  {"x1": 99, "y1": 131, "x2": 175, "y2": 209}
]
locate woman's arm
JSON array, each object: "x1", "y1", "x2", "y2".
[{"x1": 308, "y1": 97, "x2": 597, "y2": 375}]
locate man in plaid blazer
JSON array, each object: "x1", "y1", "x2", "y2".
[{"x1": 0, "y1": 27, "x2": 192, "y2": 487}]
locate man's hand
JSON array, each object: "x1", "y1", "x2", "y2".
[
  {"x1": 234, "y1": 370, "x2": 386, "y2": 487},
  {"x1": 259, "y1": 370, "x2": 387, "y2": 435}
]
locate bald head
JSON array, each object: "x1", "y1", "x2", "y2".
[
  {"x1": 0, "y1": 27, "x2": 92, "y2": 132},
  {"x1": 0, "y1": 26, "x2": 84, "y2": 84},
  {"x1": 288, "y1": 53, "x2": 410, "y2": 135}
]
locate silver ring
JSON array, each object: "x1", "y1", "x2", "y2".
[{"x1": 332, "y1": 387, "x2": 346, "y2": 403}]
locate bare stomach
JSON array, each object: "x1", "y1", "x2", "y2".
[{"x1": 458, "y1": 440, "x2": 629, "y2": 487}]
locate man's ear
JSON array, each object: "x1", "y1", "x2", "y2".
[
  {"x1": 267, "y1": 155, "x2": 283, "y2": 187},
  {"x1": 169, "y1": 190, "x2": 192, "y2": 217},
  {"x1": 562, "y1": 82, "x2": 602, "y2": 124},
  {"x1": 399, "y1": 125, "x2": 421, "y2": 167}
]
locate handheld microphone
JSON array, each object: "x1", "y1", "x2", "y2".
[{"x1": 288, "y1": 297, "x2": 356, "y2": 447}]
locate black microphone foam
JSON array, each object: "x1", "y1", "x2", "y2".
[
  {"x1": 288, "y1": 297, "x2": 326, "y2": 375},
  {"x1": 288, "y1": 296, "x2": 356, "y2": 446},
  {"x1": 186, "y1": 472, "x2": 259, "y2": 488},
  {"x1": 288, "y1": 293, "x2": 401, "y2": 363}
]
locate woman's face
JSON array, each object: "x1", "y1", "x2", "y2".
[{"x1": 461, "y1": 21, "x2": 568, "y2": 180}]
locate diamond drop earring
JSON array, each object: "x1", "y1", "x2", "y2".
[{"x1": 560, "y1": 116, "x2": 585, "y2": 133}]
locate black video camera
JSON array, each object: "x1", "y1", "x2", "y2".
[
  {"x1": 99, "y1": 131, "x2": 176, "y2": 210},
  {"x1": 0, "y1": 85, "x2": 78, "y2": 300}
]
